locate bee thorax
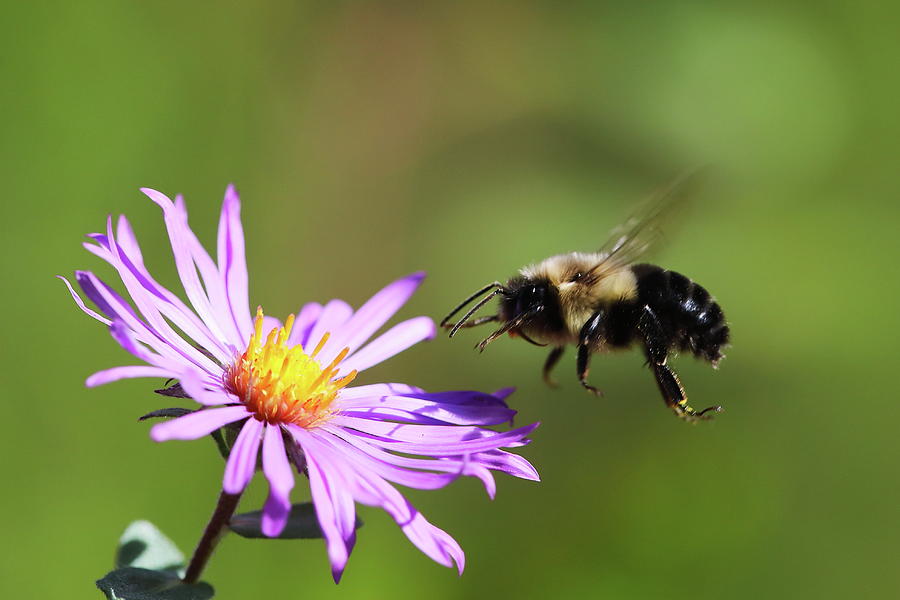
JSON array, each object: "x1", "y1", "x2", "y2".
[{"x1": 559, "y1": 268, "x2": 638, "y2": 336}]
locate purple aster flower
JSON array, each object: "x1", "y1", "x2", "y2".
[{"x1": 61, "y1": 186, "x2": 539, "y2": 582}]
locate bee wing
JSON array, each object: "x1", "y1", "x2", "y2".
[{"x1": 588, "y1": 170, "x2": 704, "y2": 276}]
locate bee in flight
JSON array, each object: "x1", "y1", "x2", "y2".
[{"x1": 440, "y1": 175, "x2": 730, "y2": 422}]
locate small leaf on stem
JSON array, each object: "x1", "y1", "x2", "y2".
[
  {"x1": 154, "y1": 382, "x2": 191, "y2": 399},
  {"x1": 116, "y1": 520, "x2": 184, "y2": 571},
  {"x1": 99, "y1": 521, "x2": 214, "y2": 599},
  {"x1": 139, "y1": 408, "x2": 195, "y2": 421},
  {"x1": 96, "y1": 568, "x2": 214, "y2": 600},
  {"x1": 228, "y1": 502, "x2": 363, "y2": 539}
]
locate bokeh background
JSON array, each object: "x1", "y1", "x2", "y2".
[{"x1": 3, "y1": 1, "x2": 899, "y2": 598}]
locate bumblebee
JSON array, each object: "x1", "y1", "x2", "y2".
[{"x1": 440, "y1": 176, "x2": 730, "y2": 422}]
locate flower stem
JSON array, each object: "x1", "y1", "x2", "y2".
[{"x1": 183, "y1": 491, "x2": 242, "y2": 584}]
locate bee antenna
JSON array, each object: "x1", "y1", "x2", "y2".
[
  {"x1": 441, "y1": 281, "x2": 504, "y2": 328},
  {"x1": 448, "y1": 288, "x2": 504, "y2": 338}
]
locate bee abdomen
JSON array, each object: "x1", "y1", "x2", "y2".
[{"x1": 632, "y1": 264, "x2": 729, "y2": 364}]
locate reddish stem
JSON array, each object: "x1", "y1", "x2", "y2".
[{"x1": 182, "y1": 491, "x2": 242, "y2": 584}]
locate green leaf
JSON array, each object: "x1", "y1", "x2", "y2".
[
  {"x1": 96, "y1": 568, "x2": 214, "y2": 600},
  {"x1": 115, "y1": 520, "x2": 185, "y2": 571},
  {"x1": 153, "y1": 382, "x2": 191, "y2": 399},
  {"x1": 209, "y1": 428, "x2": 231, "y2": 460},
  {"x1": 99, "y1": 522, "x2": 214, "y2": 599},
  {"x1": 139, "y1": 408, "x2": 195, "y2": 421},
  {"x1": 228, "y1": 502, "x2": 363, "y2": 539}
]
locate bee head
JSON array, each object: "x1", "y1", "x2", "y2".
[{"x1": 501, "y1": 277, "x2": 551, "y2": 321}]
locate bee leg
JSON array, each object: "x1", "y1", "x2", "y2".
[
  {"x1": 442, "y1": 314, "x2": 498, "y2": 330},
  {"x1": 637, "y1": 305, "x2": 721, "y2": 422},
  {"x1": 576, "y1": 309, "x2": 605, "y2": 396},
  {"x1": 651, "y1": 362, "x2": 720, "y2": 422},
  {"x1": 576, "y1": 345, "x2": 603, "y2": 396},
  {"x1": 542, "y1": 346, "x2": 565, "y2": 387}
]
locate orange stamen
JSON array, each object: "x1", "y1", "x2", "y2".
[{"x1": 224, "y1": 308, "x2": 356, "y2": 428}]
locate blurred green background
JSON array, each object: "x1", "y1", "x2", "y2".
[{"x1": 3, "y1": 1, "x2": 899, "y2": 598}]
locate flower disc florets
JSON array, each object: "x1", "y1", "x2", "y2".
[{"x1": 226, "y1": 307, "x2": 357, "y2": 428}]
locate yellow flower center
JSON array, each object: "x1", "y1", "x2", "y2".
[{"x1": 225, "y1": 307, "x2": 357, "y2": 428}]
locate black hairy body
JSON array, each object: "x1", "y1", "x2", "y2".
[
  {"x1": 565, "y1": 264, "x2": 730, "y2": 363},
  {"x1": 628, "y1": 264, "x2": 729, "y2": 363}
]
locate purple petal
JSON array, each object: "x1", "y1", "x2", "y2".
[
  {"x1": 336, "y1": 418, "x2": 540, "y2": 456},
  {"x1": 336, "y1": 406, "x2": 478, "y2": 426},
  {"x1": 400, "y1": 511, "x2": 465, "y2": 574},
  {"x1": 223, "y1": 417, "x2": 265, "y2": 494},
  {"x1": 339, "y1": 317, "x2": 435, "y2": 374},
  {"x1": 103, "y1": 215, "x2": 233, "y2": 369},
  {"x1": 150, "y1": 405, "x2": 249, "y2": 442},
  {"x1": 492, "y1": 387, "x2": 515, "y2": 402},
  {"x1": 319, "y1": 272, "x2": 425, "y2": 362},
  {"x1": 294, "y1": 428, "x2": 473, "y2": 574},
  {"x1": 327, "y1": 424, "x2": 537, "y2": 497},
  {"x1": 107, "y1": 320, "x2": 191, "y2": 373},
  {"x1": 306, "y1": 300, "x2": 353, "y2": 355},
  {"x1": 114, "y1": 214, "x2": 144, "y2": 265},
  {"x1": 261, "y1": 424, "x2": 295, "y2": 537},
  {"x1": 334, "y1": 416, "x2": 495, "y2": 444},
  {"x1": 217, "y1": 185, "x2": 254, "y2": 343},
  {"x1": 322, "y1": 424, "x2": 536, "y2": 496},
  {"x1": 57, "y1": 276, "x2": 111, "y2": 325},
  {"x1": 177, "y1": 370, "x2": 238, "y2": 406},
  {"x1": 321, "y1": 426, "x2": 466, "y2": 490},
  {"x1": 78, "y1": 258, "x2": 219, "y2": 375},
  {"x1": 457, "y1": 461, "x2": 497, "y2": 499},
  {"x1": 337, "y1": 383, "x2": 424, "y2": 401},
  {"x1": 286, "y1": 302, "x2": 322, "y2": 349},
  {"x1": 337, "y1": 393, "x2": 516, "y2": 425},
  {"x1": 82, "y1": 225, "x2": 232, "y2": 362},
  {"x1": 86, "y1": 365, "x2": 175, "y2": 387},
  {"x1": 176, "y1": 198, "x2": 250, "y2": 347},
  {"x1": 471, "y1": 449, "x2": 540, "y2": 482},
  {"x1": 345, "y1": 458, "x2": 465, "y2": 573},
  {"x1": 74, "y1": 269, "x2": 119, "y2": 320},
  {"x1": 76, "y1": 270, "x2": 145, "y2": 335},
  {"x1": 295, "y1": 431, "x2": 358, "y2": 583},
  {"x1": 314, "y1": 429, "x2": 460, "y2": 490},
  {"x1": 312, "y1": 444, "x2": 358, "y2": 542},
  {"x1": 141, "y1": 188, "x2": 244, "y2": 348},
  {"x1": 421, "y1": 389, "x2": 514, "y2": 407}
]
